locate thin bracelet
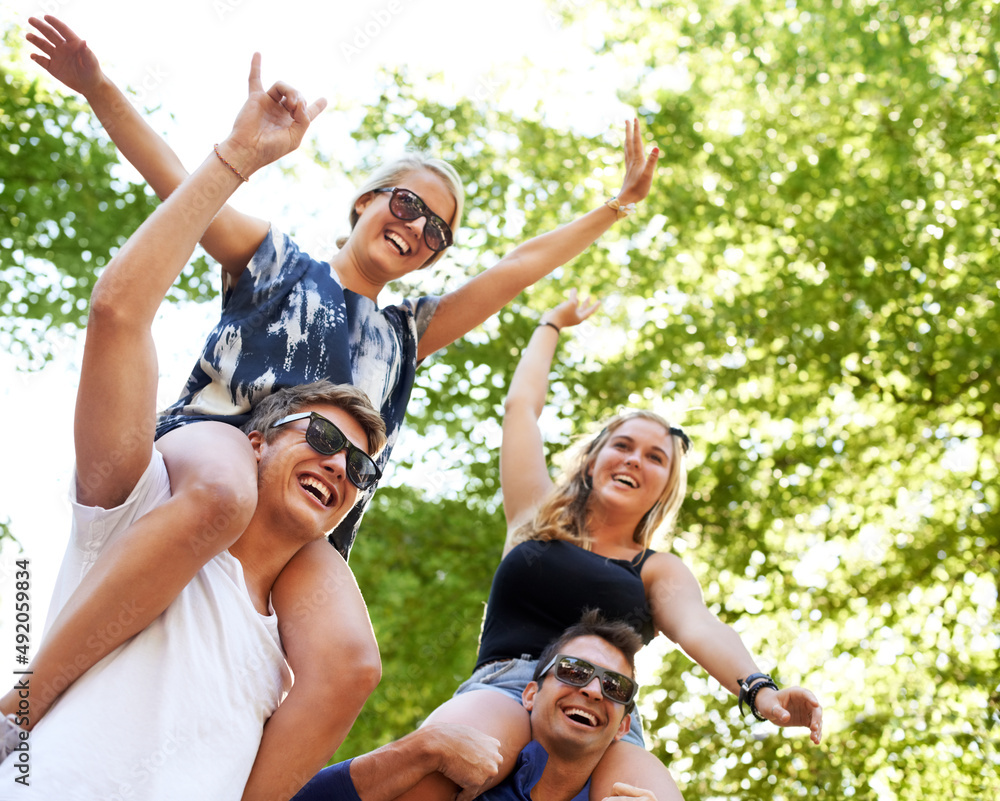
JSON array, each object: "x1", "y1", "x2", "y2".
[
  {"x1": 537, "y1": 321, "x2": 561, "y2": 334},
  {"x1": 214, "y1": 144, "x2": 249, "y2": 183}
]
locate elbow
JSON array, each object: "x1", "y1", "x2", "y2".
[
  {"x1": 503, "y1": 394, "x2": 541, "y2": 419},
  {"x1": 302, "y1": 632, "x2": 382, "y2": 711},
  {"x1": 349, "y1": 641, "x2": 383, "y2": 698},
  {"x1": 87, "y1": 268, "x2": 138, "y2": 334}
]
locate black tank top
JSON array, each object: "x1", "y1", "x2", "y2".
[{"x1": 475, "y1": 540, "x2": 656, "y2": 669}]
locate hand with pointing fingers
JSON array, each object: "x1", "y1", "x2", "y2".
[{"x1": 217, "y1": 53, "x2": 327, "y2": 180}]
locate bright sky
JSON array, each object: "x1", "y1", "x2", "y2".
[{"x1": 0, "y1": 0, "x2": 641, "y2": 670}]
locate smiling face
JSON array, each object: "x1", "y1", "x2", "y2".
[
  {"x1": 349, "y1": 169, "x2": 458, "y2": 289},
  {"x1": 522, "y1": 636, "x2": 632, "y2": 762},
  {"x1": 586, "y1": 417, "x2": 674, "y2": 521},
  {"x1": 250, "y1": 402, "x2": 368, "y2": 541}
]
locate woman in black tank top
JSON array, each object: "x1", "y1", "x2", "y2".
[{"x1": 387, "y1": 293, "x2": 823, "y2": 801}]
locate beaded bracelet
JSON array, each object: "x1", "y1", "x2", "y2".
[
  {"x1": 738, "y1": 673, "x2": 779, "y2": 721},
  {"x1": 214, "y1": 144, "x2": 249, "y2": 183},
  {"x1": 605, "y1": 196, "x2": 637, "y2": 219},
  {"x1": 746, "y1": 678, "x2": 778, "y2": 721}
]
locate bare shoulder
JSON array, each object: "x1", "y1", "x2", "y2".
[
  {"x1": 640, "y1": 550, "x2": 704, "y2": 624},
  {"x1": 641, "y1": 550, "x2": 694, "y2": 582}
]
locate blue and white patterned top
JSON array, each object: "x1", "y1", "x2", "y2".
[{"x1": 156, "y1": 228, "x2": 439, "y2": 557}]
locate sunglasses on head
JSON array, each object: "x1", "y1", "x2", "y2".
[
  {"x1": 271, "y1": 412, "x2": 382, "y2": 491},
  {"x1": 669, "y1": 426, "x2": 692, "y2": 454},
  {"x1": 373, "y1": 187, "x2": 453, "y2": 252},
  {"x1": 587, "y1": 423, "x2": 692, "y2": 457},
  {"x1": 539, "y1": 654, "x2": 638, "y2": 706}
]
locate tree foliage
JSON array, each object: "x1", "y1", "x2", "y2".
[
  {"x1": 342, "y1": 2, "x2": 1000, "y2": 798},
  {"x1": 0, "y1": 30, "x2": 212, "y2": 366},
  {"x1": 5, "y1": 1, "x2": 998, "y2": 798}
]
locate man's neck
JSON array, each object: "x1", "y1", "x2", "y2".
[
  {"x1": 529, "y1": 744, "x2": 601, "y2": 801},
  {"x1": 229, "y1": 521, "x2": 304, "y2": 614}
]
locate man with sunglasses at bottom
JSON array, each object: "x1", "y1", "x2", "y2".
[
  {"x1": 0, "y1": 62, "x2": 387, "y2": 800},
  {"x1": 292, "y1": 610, "x2": 659, "y2": 801}
]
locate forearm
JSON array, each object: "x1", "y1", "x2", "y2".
[
  {"x1": 504, "y1": 323, "x2": 561, "y2": 419},
  {"x1": 677, "y1": 618, "x2": 762, "y2": 696},
  {"x1": 241, "y1": 689, "x2": 366, "y2": 801},
  {"x1": 85, "y1": 75, "x2": 191, "y2": 201},
  {"x1": 495, "y1": 203, "x2": 618, "y2": 286},
  {"x1": 93, "y1": 151, "x2": 242, "y2": 325},
  {"x1": 284, "y1": 730, "x2": 447, "y2": 801},
  {"x1": 419, "y1": 204, "x2": 618, "y2": 357},
  {"x1": 472, "y1": 204, "x2": 618, "y2": 309},
  {"x1": 346, "y1": 729, "x2": 447, "y2": 801}
]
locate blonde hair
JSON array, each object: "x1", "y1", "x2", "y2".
[
  {"x1": 336, "y1": 154, "x2": 465, "y2": 268},
  {"x1": 511, "y1": 411, "x2": 688, "y2": 551}
]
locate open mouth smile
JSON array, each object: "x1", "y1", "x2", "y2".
[
  {"x1": 385, "y1": 230, "x2": 411, "y2": 255},
  {"x1": 563, "y1": 706, "x2": 599, "y2": 727},
  {"x1": 299, "y1": 475, "x2": 335, "y2": 507}
]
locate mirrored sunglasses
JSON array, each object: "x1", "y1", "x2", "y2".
[
  {"x1": 373, "y1": 187, "x2": 453, "y2": 252},
  {"x1": 271, "y1": 412, "x2": 382, "y2": 491},
  {"x1": 540, "y1": 654, "x2": 638, "y2": 705}
]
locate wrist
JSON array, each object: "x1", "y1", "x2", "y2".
[
  {"x1": 214, "y1": 140, "x2": 255, "y2": 182},
  {"x1": 420, "y1": 726, "x2": 457, "y2": 775},
  {"x1": 737, "y1": 673, "x2": 779, "y2": 721},
  {"x1": 86, "y1": 73, "x2": 119, "y2": 105},
  {"x1": 537, "y1": 319, "x2": 561, "y2": 334},
  {"x1": 606, "y1": 196, "x2": 638, "y2": 220}
]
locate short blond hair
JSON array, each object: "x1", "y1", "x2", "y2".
[{"x1": 337, "y1": 154, "x2": 465, "y2": 268}]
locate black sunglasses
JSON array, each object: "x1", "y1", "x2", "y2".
[
  {"x1": 669, "y1": 426, "x2": 692, "y2": 454},
  {"x1": 373, "y1": 187, "x2": 453, "y2": 252},
  {"x1": 539, "y1": 654, "x2": 638, "y2": 706},
  {"x1": 271, "y1": 412, "x2": 382, "y2": 491},
  {"x1": 587, "y1": 423, "x2": 692, "y2": 457}
]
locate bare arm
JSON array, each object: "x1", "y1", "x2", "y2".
[
  {"x1": 75, "y1": 54, "x2": 325, "y2": 507},
  {"x1": 289, "y1": 725, "x2": 502, "y2": 801},
  {"x1": 27, "y1": 15, "x2": 270, "y2": 278},
  {"x1": 350, "y1": 725, "x2": 502, "y2": 801},
  {"x1": 645, "y1": 553, "x2": 823, "y2": 744},
  {"x1": 416, "y1": 120, "x2": 658, "y2": 360},
  {"x1": 500, "y1": 291, "x2": 600, "y2": 551}
]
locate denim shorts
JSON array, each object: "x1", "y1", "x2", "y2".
[{"x1": 453, "y1": 656, "x2": 646, "y2": 748}]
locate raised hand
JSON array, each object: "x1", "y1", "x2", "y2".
[
  {"x1": 616, "y1": 118, "x2": 660, "y2": 206},
  {"x1": 542, "y1": 288, "x2": 601, "y2": 331},
  {"x1": 755, "y1": 685, "x2": 824, "y2": 745},
  {"x1": 217, "y1": 53, "x2": 327, "y2": 180},
  {"x1": 26, "y1": 15, "x2": 104, "y2": 96}
]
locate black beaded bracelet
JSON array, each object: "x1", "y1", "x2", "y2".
[
  {"x1": 738, "y1": 673, "x2": 779, "y2": 721},
  {"x1": 537, "y1": 321, "x2": 561, "y2": 334},
  {"x1": 746, "y1": 678, "x2": 778, "y2": 721}
]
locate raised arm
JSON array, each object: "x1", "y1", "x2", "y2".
[
  {"x1": 500, "y1": 291, "x2": 599, "y2": 551},
  {"x1": 27, "y1": 15, "x2": 270, "y2": 278},
  {"x1": 416, "y1": 120, "x2": 658, "y2": 359},
  {"x1": 644, "y1": 553, "x2": 823, "y2": 744},
  {"x1": 75, "y1": 55, "x2": 325, "y2": 508}
]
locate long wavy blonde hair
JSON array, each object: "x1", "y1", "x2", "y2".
[{"x1": 510, "y1": 410, "x2": 689, "y2": 551}]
